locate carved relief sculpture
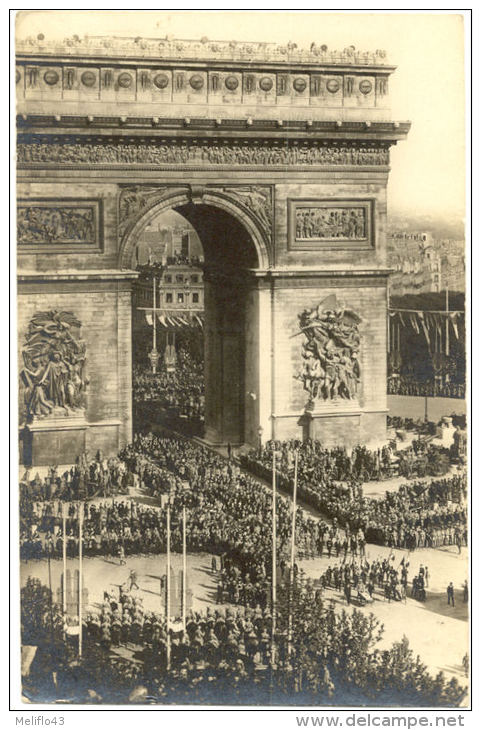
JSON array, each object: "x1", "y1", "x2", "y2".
[
  {"x1": 289, "y1": 200, "x2": 372, "y2": 249},
  {"x1": 118, "y1": 184, "x2": 273, "y2": 243},
  {"x1": 296, "y1": 206, "x2": 366, "y2": 240},
  {"x1": 20, "y1": 310, "x2": 88, "y2": 420},
  {"x1": 118, "y1": 185, "x2": 169, "y2": 237},
  {"x1": 17, "y1": 204, "x2": 96, "y2": 244},
  {"x1": 295, "y1": 295, "x2": 362, "y2": 407},
  {"x1": 219, "y1": 185, "x2": 273, "y2": 232},
  {"x1": 17, "y1": 200, "x2": 101, "y2": 252}
]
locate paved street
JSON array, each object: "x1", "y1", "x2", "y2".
[
  {"x1": 21, "y1": 552, "x2": 218, "y2": 613},
  {"x1": 388, "y1": 395, "x2": 466, "y2": 420}
]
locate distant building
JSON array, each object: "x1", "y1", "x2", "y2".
[
  {"x1": 133, "y1": 262, "x2": 204, "y2": 317},
  {"x1": 135, "y1": 219, "x2": 204, "y2": 266},
  {"x1": 388, "y1": 232, "x2": 442, "y2": 295}
]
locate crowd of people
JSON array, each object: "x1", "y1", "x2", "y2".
[
  {"x1": 20, "y1": 433, "x2": 313, "y2": 570},
  {"x1": 19, "y1": 453, "x2": 131, "y2": 508},
  {"x1": 20, "y1": 429, "x2": 469, "y2": 706},
  {"x1": 133, "y1": 348, "x2": 204, "y2": 422},
  {"x1": 244, "y1": 440, "x2": 395, "y2": 483},
  {"x1": 20, "y1": 434, "x2": 467, "y2": 570},
  {"x1": 388, "y1": 375, "x2": 465, "y2": 399},
  {"x1": 316, "y1": 556, "x2": 424, "y2": 605},
  {"x1": 242, "y1": 440, "x2": 467, "y2": 551},
  {"x1": 84, "y1": 588, "x2": 279, "y2": 672}
]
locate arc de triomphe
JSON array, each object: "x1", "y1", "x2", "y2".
[{"x1": 16, "y1": 36, "x2": 410, "y2": 465}]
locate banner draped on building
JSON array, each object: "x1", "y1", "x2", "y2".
[{"x1": 144, "y1": 311, "x2": 205, "y2": 329}]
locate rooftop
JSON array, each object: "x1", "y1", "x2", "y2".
[{"x1": 17, "y1": 34, "x2": 391, "y2": 68}]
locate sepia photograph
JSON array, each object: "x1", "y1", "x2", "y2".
[{"x1": 12, "y1": 9, "x2": 470, "y2": 710}]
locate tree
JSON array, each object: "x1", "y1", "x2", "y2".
[{"x1": 21, "y1": 576, "x2": 63, "y2": 645}]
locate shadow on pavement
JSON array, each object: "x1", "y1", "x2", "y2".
[{"x1": 412, "y1": 590, "x2": 468, "y2": 622}]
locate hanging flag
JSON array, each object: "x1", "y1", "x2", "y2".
[
  {"x1": 418, "y1": 312, "x2": 430, "y2": 347},
  {"x1": 410, "y1": 313, "x2": 420, "y2": 334},
  {"x1": 449, "y1": 312, "x2": 459, "y2": 339},
  {"x1": 157, "y1": 314, "x2": 167, "y2": 327},
  {"x1": 145, "y1": 312, "x2": 153, "y2": 326}
]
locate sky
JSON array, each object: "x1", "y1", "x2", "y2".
[{"x1": 16, "y1": 10, "x2": 467, "y2": 223}]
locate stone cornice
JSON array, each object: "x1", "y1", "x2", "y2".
[
  {"x1": 16, "y1": 117, "x2": 410, "y2": 141},
  {"x1": 247, "y1": 268, "x2": 393, "y2": 288},
  {"x1": 250, "y1": 268, "x2": 393, "y2": 277},
  {"x1": 17, "y1": 269, "x2": 139, "y2": 282}
]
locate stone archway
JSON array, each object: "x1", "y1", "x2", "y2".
[
  {"x1": 118, "y1": 184, "x2": 272, "y2": 271},
  {"x1": 120, "y1": 184, "x2": 272, "y2": 445}
]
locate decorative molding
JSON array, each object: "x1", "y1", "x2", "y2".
[
  {"x1": 288, "y1": 198, "x2": 375, "y2": 251},
  {"x1": 211, "y1": 185, "x2": 273, "y2": 238},
  {"x1": 17, "y1": 198, "x2": 103, "y2": 253},
  {"x1": 118, "y1": 185, "x2": 171, "y2": 239},
  {"x1": 17, "y1": 139, "x2": 390, "y2": 168},
  {"x1": 116, "y1": 184, "x2": 273, "y2": 269},
  {"x1": 117, "y1": 183, "x2": 273, "y2": 243}
]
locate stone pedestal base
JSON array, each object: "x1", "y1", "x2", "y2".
[
  {"x1": 22, "y1": 416, "x2": 88, "y2": 467},
  {"x1": 275, "y1": 404, "x2": 388, "y2": 450}
]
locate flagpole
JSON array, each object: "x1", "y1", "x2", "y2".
[
  {"x1": 166, "y1": 498, "x2": 171, "y2": 671},
  {"x1": 445, "y1": 284, "x2": 450, "y2": 358},
  {"x1": 288, "y1": 450, "x2": 299, "y2": 657},
  {"x1": 272, "y1": 447, "x2": 277, "y2": 666},
  {"x1": 182, "y1": 504, "x2": 187, "y2": 633},
  {"x1": 387, "y1": 314, "x2": 390, "y2": 354},
  {"x1": 387, "y1": 281, "x2": 390, "y2": 354},
  {"x1": 78, "y1": 502, "x2": 83, "y2": 659},
  {"x1": 62, "y1": 503, "x2": 67, "y2": 639},
  {"x1": 152, "y1": 275, "x2": 157, "y2": 374}
]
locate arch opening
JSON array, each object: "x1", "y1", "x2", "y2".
[{"x1": 131, "y1": 201, "x2": 263, "y2": 446}]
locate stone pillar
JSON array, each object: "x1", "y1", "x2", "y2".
[
  {"x1": 204, "y1": 272, "x2": 245, "y2": 445},
  {"x1": 18, "y1": 271, "x2": 137, "y2": 466},
  {"x1": 264, "y1": 269, "x2": 390, "y2": 449}
]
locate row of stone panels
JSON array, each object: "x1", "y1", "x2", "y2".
[{"x1": 16, "y1": 65, "x2": 389, "y2": 108}]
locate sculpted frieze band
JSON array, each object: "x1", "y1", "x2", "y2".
[{"x1": 17, "y1": 140, "x2": 390, "y2": 167}]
